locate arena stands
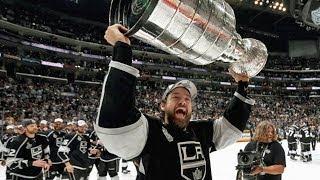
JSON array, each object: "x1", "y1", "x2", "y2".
[{"x1": 0, "y1": 0, "x2": 319, "y2": 134}]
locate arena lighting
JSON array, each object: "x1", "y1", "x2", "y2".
[
  {"x1": 220, "y1": 82, "x2": 232, "y2": 85},
  {"x1": 162, "y1": 76, "x2": 176, "y2": 80},
  {"x1": 41, "y1": 61, "x2": 64, "y2": 68},
  {"x1": 253, "y1": 0, "x2": 287, "y2": 12},
  {"x1": 286, "y1": 87, "x2": 297, "y2": 90}
]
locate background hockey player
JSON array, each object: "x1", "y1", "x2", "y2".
[
  {"x1": 121, "y1": 159, "x2": 130, "y2": 174},
  {"x1": 97, "y1": 148, "x2": 120, "y2": 180},
  {"x1": 58, "y1": 120, "x2": 100, "y2": 180},
  {"x1": 2, "y1": 125, "x2": 15, "y2": 144},
  {"x1": 299, "y1": 122, "x2": 312, "y2": 162},
  {"x1": 45, "y1": 118, "x2": 67, "y2": 179},
  {"x1": 86, "y1": 129, "x2": 102, "y2": 177},
  {"x1": 39, "y1": 120, "x2": 49, "y2": 133},
  {"x1": 6, "y1": 119, "x2": 50, "y2": 179},
  {"x1": 287, "y1": 123, "x2": 299, "y2": 160},
  {"x1": 310, "y1": 125, "x2": 317, "y2": 151}
]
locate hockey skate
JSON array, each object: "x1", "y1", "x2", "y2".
[
  {"x1": 301, "y1": 155, "x2": 309, "y2": 162},
  {"x1": 290, "y1": 154, "x2": 297, "y2": 160},
  {"x1": 122, "y1": 169, "x2": 131, "y2": 174}
]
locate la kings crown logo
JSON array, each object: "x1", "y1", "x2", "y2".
[
  {"x1": 31, "y1": 145, "x2": 43, "y2": 159},
  {"x1": 178, "y1": 141, "x2": 206, "y2": 180}
]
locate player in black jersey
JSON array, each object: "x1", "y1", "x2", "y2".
[
  {"x1": 98, "y1": 148, "x2": 120, "y2": 180},
  {"x1": 6, "y1": 119, "x2": 50, "y2": 180},
  {"x1": 2, "y1": 125, "x2": 15, "y2": 144},
  {"x1": 14, "y1": 124, "x2": 25, "y2": 135},
  {"x1": 86, "y1": 129, "x2": 102, "y2": 177},
  {"x1": 65, "y1": 121, "x2": 76, "y2": 134},
  {"x1": 94, "y1": 24, "x2": 253, "y2": 180},
  {"x1": 299, "y1": 123, "x2": 312, "y2": 162},
  {"x1": 121, "y1": 159, "x2": 130, "y2": 174},
  {"x1": 58, "y1": 120, "x2": 100, "y2": 180},
  {"x1": 287, "y1": 124, "x2": 299, "y2": 160},
  {"x1": 45, "y1": 118, "x2": 67, "y2": 179},
  {"x1": 310, "y1": 126, "x2": 317, "y2": 151},
  {"x1": 39, "y1": 120, "x2": 49, "y2": 133},
  {"x1": 1, "y1": 125, "x2": 16, "y2": 177}
]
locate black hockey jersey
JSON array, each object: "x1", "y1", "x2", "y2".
[
  {"x1": 46, "y1": 130, "x2": 66, "y2": 164},
  {"x1": 2, "y1": 133, "x2": 15, "y2": 144},
  {"x1": 100, "y1": 147, "x2": 120, "y2": 162},
  {"x1": 287, "y1": 125, "x2": 299, "y2": 143},
  {"x1": 58, "y1": 133, "x2": 92, "y2": 170},
  {"x1": 86, "y1": 130, "x2": 101, "y2": 160},
  {"x1": 6, "y1": 133, "x2": 50, "y2": 179},
  {"x1": 139, "y1": 117, "x2": 216, "y2": 180},
  {"x1": 300, "y1": 126, "x2": 311, "y2": 143}
]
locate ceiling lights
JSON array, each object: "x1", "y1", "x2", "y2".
[{"x1": 253, "y1": 0, "x2": 287, "y2": 12}]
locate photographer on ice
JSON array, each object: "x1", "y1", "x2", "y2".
[{"x1": 239, "y1": 121, "x2": 286, "y2": 180}]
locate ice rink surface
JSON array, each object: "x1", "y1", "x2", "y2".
[{"x1": 0, "y1": 140, "x2": 319, "y2": 180}]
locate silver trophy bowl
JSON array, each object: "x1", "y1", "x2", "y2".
[{"x1": 109, "y1": 0, "x2": 268, "y2": 77}]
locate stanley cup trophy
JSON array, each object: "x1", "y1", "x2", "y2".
[{"x1": 109, "y1": 0, "x2": 268, "y2": 77}]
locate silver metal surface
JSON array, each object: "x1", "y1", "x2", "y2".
[{"x1": 109, "y1": 0, "x2": 268, "y2": 77}]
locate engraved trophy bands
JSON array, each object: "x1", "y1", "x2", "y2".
[{"x1": 109, "y1": 0, "x2": 268, "y2": 77}]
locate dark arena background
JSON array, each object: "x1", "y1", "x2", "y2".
[{"x1": 0, "y1": 0, "x2": 320, "y2": 179}]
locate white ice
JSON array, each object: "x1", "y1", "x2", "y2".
[{"x1": 1, "y1": 140, "x2": 318, "y2": 180}]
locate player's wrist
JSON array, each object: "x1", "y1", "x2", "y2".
[{"x1": 28, "y1": 160, "x2": 33, "y2": 167}]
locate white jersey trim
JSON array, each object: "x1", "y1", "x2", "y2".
[
  {"x1": 234, "y1": 92, "x2": 255, "y2": 105},
  {"x1": 212, "y1": 117, "x2": 242, "y2": 150},
  {"x1": 138, "y1": 158, "x2": 146, "y2": 175},
  {"x1": 73, "y1": 165, "x2": 87, "y2": 170},
  {"x1": 94, "y1": 114, "x2": 148, "y2": 160},
  {"x1": 51, "y1": 161, "x2": 64, "y2": 165},
  {"x1": 58, "y1": 146, "x2": 70, "y2": 153},
  {"x1": 10, "y1": 172, "x2": 41, "y2": 179},
  {"x1": 100, "y1": 157, "x2": 121, "y2": 162},
  {"x1": 109, "y1": 61, "x2": 140, "y2": 77}
]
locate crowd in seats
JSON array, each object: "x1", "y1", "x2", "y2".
[
  {"x1": 0, "y1": 0, "x2": 165, "y2": 54},
  {"x1": 0, "y1": 0, "x2": 103, "y2": 43},
  {"x1": 2, "y1": 41, "x2": 320, "y2": 98},
  {"x1": 2, "y1": 0, "x2": 320, "y2": 71},
  {"x1": 265, "y1": 56, "x2": 320, "y2": 70},
  {"x1": 1, "y1": 75, "x2": 319, "y2": 133},
  {"x1": 0, "y1": 75, "x2": 100, "y2": 125},
  {"x1": 1, "y1": 0, "x2": 320, "y2": 135}
]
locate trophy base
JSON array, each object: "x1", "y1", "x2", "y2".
[{"x1": 109, "y1": 0, "x2": 158, "y2": 36}]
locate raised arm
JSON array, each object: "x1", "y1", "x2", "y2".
[
  {"x1": 94, "y1": 24, "x2": 148, "y2": 160},
  {"x1": 212, "y1": 69, "x2": 254, "y2": 150}
]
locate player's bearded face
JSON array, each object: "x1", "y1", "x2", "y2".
[
  {"x1": 54, "y1": 122, "x2": 64, "y2": 131},
  {"x1": 163, "y1": 88, "x2": 192, "y2": 129},
  {"x1": 26, "y1": 124, "x2": 38, "y2": 134},
  {"x1": 77, "y1": 126, "x2": 87, "y2": 133}
]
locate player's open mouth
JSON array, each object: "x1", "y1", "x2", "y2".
[{"x1": 175, "y1": 108, "x2": 187, "y2": 117}]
